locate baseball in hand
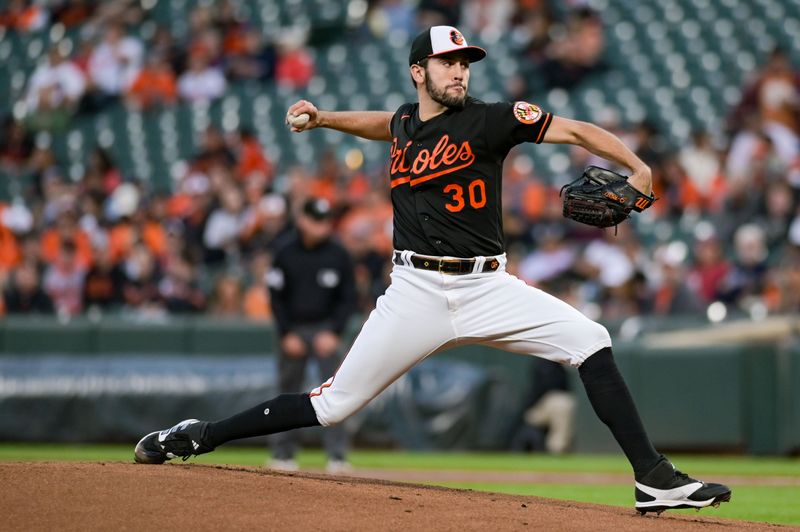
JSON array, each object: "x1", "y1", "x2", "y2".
[{"x1": 286, "y1": 112, "x2": 310, "y2": 128}]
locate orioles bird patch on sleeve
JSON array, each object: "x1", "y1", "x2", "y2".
[{"x1": 513, "y1": 101, "x2": 542, "y2": 124}]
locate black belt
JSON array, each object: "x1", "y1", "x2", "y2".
[{"x1": 393, "y1": 251, "x2": 501, "y2": 275}]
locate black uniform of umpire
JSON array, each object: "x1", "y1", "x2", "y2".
[{"x1": 267, "y1": 198, "x2": 357, "y2": 467}]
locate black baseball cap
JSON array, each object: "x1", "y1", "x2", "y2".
[
  {"x1": 408, "y1": 25, "x2": 487, "y2": 66},
  {"x1": 302, "y1": 197, "x2": 333, "y2": 221}
]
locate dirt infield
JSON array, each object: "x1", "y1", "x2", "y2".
[{"x1": 0, "y1": 462, "x2": 788, "y2": 531}]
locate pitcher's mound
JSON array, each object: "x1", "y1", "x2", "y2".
[{"x1": 0, "y1": 462, "x2": 779, "y2": 531}]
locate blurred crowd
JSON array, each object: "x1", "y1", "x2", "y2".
[
  {"x1": 500, "y1": 40, "x2": 800, "y2": 322},
  {"x1": 2, "y1": 0, "x2": 800, "y2": 325},
  {"x1": 4, "y1": 0, "x2": 313, "y2": 131},
  {"x1": 0, "y1": 117, "x2": 394, "y2": 320}
]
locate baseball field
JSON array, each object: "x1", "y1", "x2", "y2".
[{"x1": 1, "y1": 445, "x2": 797, "y2": 530}]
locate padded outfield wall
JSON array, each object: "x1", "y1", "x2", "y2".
[{"x1": 0, "y1": 315, "x2": 797, "y2": 455}]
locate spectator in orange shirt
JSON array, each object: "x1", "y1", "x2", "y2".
[
  {"x1": 40, "y1": 209, "x2": 93, "y2": 269},
  {"x1": 0, "y1": 202, "x2": 33, "y2": 273},
  {"x1": 0, "y1": 222, "x2": 21, "y2": 273},
  {"x1": 307, "y1": 150, "x2": 345, "y2": 209},
  {"x1": 243, "y1": 251, "x2": 272, "y2": 321},
  {"x1": 233, "y1": 128, "x2": 273, "y2": 182},
  {"x1": 0, "y1": 0, "x2": 48, "y2": 32},
  {"x1": 661, "y1": 156, "x2": 704, "y2": 215},
  {"x1": 107, "y1": 211, "x2": 167, "y2": 266},
  {"x1": 126, "y1": 53, "x2": 178, "y2": 110},
  {"x1": 107, "y1": 220, "x2": 139, "y2": 264},
  {"x1": 51, "y1": 0, "x2": 95, "y2": 28},
  {"x1": 142, "y1": 195, "x2": 169, "y2": 258}
]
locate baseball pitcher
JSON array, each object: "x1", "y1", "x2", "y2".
[{"x1": 135, "y1": 26, "x2": 730, "y2": 515}]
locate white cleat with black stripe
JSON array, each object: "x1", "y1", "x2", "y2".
[{"x1": 635, "y1": 459, "x2": 732, "y2": 515}]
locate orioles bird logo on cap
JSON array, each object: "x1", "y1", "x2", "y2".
[{"x1": 450, "y1": 30, "x2": 464, "y2": 45}]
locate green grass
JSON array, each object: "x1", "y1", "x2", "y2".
[
  {"x1": 1, "y1": 444, "x2": 798, "y2": 525},
  {"x1": 4, "y1": 444, "x2": 797, "y2": 476},
  {"x1": 433, "y1": 483, "x2": 800, "y2": 526}
]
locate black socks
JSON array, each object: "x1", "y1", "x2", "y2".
[
  {"x1": 205, "y1": 393, "x2": 320, "y2": 448},
  {"x1": 202, "y1": 351, "x2": 661, "y2": 481},
  {"x1": 579, "y1": 347, "x2": 661, "y2": 480}
]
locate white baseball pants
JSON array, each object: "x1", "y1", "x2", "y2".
[{"x1": 309, "y1": 253, "x2": 611, "y2": 426}]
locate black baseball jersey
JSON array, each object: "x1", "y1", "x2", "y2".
[{"x1": 388, "y1": 97, "x2": 553, "y2": 257}]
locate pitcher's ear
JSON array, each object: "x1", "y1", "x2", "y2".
[{"x1": 409, "y1": 64, "x2": 425, "y2": 88}]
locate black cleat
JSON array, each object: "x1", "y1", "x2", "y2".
[
  {"x1": 634, "y1": 458, "x2": 732, "y2": 514},
  {"x1": 134, "y1": 419, "x2": 215, "y2": 464}
]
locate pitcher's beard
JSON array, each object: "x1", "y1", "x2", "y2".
[{"x1": 426, "y1": 77, "x2": 467, "y2": 109}]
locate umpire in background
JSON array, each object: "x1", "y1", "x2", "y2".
[{"x1": 267, "y1": 197, "x2": 357, "y2": 473}]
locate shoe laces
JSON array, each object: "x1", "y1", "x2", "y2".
[
  {"x1": 674, "y1": 469, "x2": 695, "y2": 483},
  {"x1": 162, "y1": 433, "x2": 195, "y2": 458}
]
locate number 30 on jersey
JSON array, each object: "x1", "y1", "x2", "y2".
[{"x1": 444, "y1": 178, "x2": 487, "y2": 213}]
